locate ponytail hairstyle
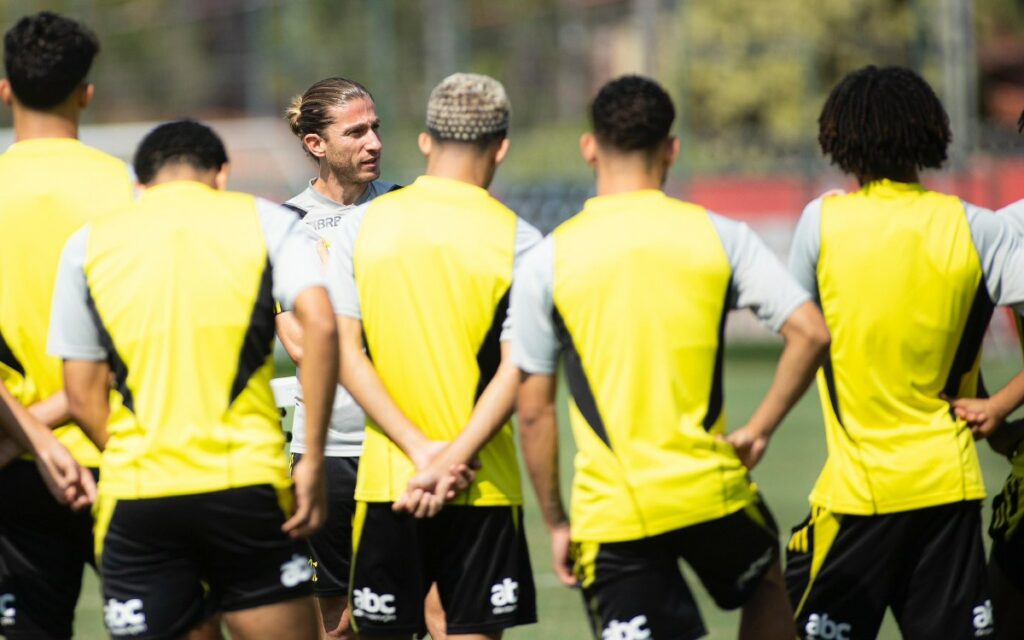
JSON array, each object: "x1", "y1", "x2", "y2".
[{"x1": 286, "y1": 77, "x2": 373, "y2": 157}]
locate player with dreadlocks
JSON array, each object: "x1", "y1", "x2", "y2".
[
  {"x1": 947, "y1": 107, "x2": 1024, "y2": 639},
  {"x1": 785, "y1": 65, "x2": 1024, "y2": 639}
]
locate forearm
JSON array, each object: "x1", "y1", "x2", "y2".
[
  {"x1": 28, "y1": 391, "x2": 71, "y2": 429},
  {"x1": 0, "y1": 383, "x2": 58, "y2": 454},
  {"x1": 275, "y1": 312, "x2": 304, "y2": 365},
  {"x1": 62, "y1": 361, "x2": 112, "y2": 450},
  {"x1": 746, "y1": 335, "x2": 824, "y2": 437},
  {"x1": 985, "y1": 372, "x2": 1024, "y2": 426},
  {"x1": 518, "y1": 375, "x2": 567, "y2": 528},
  {"x1": 437, "y1": 352, "x2": 519, "y2": 469}
]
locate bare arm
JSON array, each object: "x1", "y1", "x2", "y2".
[
  {"x1": 949, "y1": 371, "x2": 1024, "y2": 442},
  {"x1": 283, "y1": 286, "x2": 338, "y2": 539},
  {"x1": 62, "y1": 360, "x2": 112, "y2": 451},
  {"x1": 518, "y1": 371, "x2": 575, "y2": 586},
  {"x1": 726, "y1": 301, "x2": 830, "y2": 468},
  {"x1": 275, "y1": 312, "x2": 304, "y2": 365},
  {"x1": 338, "y1": 315, "x2": 434, "y2": 467},
  {"x1": 0, "y1": 391, "x2": 73, "y2": 464}
]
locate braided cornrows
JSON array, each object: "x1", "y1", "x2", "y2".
[{"x1": 818, "y1": 65, "x2": 951, "y2": 181}]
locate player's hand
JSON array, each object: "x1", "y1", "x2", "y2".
[
  {"x1": 33, "y1": 440, "x2": 96, "y2": 510},
  {"x1": 947, "y1": 396, "x2": 1007, "y2": 439},
  {"x1": 283, "y1": 455, "x2": 327, "y2": 539},
  {"x1": 410, "y1": 439, "x2": 449, "y2": 471},
  {"x1": 0, "y1": 434, "x2": 25, "y2": 469},
  {"x1": 549, "y1": 523, "x2": 577, "y2": 587},
  {"x1": 722, "y1": 426, "x2": 770, "y2": 470},
  {"x1": 392, "y1": 461, "x2": 478, "y2": 518}
]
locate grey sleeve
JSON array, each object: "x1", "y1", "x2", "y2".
[
  {"x1": 997, "y1": 200, "x2": 1024, "y2": 238},
  {"x1": 47, "y1": 227, "x2": 106, "y2": 361},
  {"x1": 324, "y1": 203, "x2": 370, "y2": 318},
  {"x1": 256, "y1": 199, "x2": 326, "y2": 312},
  {"x1": 510, "y1": 236, "x2": 560, "y2": 374},
  {"x1": 965, "y1": 202, "x2": 1024, "y2": 311},
  {"x1": 500, "y1": 218, "x2": 544, "y2": 342},
  {"x1": 787, "y1": 198, "x2": 823, "y2": 302},
  {"x1": 710, "y1": 213, "x2": 811, "y2": 332}
]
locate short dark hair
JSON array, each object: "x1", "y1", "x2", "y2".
[
  {"x1": 3, "y1": 12, "x2": 99, "y2": 110},
  {"x1": 818, "y1": 65, "x2": 950, "y2": 180},
  {"x1": 591, "y1": 75, "x2": 675, "y2": 152},
  {"x1": 133, "y1": 120, "x2": 229, "y2": 185}
]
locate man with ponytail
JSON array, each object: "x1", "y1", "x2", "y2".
[
  {"x1": 278, "y1": 78, "x2": 399, "y2": 640},
  {"x1": 785, "y1": 66, "x2": 1024, "y2": 639}
]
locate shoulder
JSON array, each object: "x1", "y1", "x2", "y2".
[{"x1": 997, "y1": 199, "x2": 1024, "y2": 238}]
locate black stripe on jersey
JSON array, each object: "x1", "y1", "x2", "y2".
[
  {"x1": 0, "y1": 329, "x2": 24, "y2": 375},
  {"x1": 229, "y1": 258, "x2": 276, "y2": 404},
  {"x1": 280, "y1": 203, "x2": 307, "y2": 219},
  {"x1": 84, "y1": 285, "x2": 135, "y2": 412},
  {"x1": 821, "y1": 354, "x2": 843, "y2": 426},
  {"x1": 702, "y1": 280, "x2": 731, "y2": 431},
  {"x1": 942, "y1": 283, "x2": 995, "y2": 399},
  {"x1": 552, "y1": 305, "x2": 611, "y2": 449},
  {"x1": 475, "y1": 289, "x2": 509, "y2": 402}
]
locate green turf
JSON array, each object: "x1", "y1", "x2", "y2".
[{"x1": 72, "y1": 348, "x2": 1022, "y2": 638}]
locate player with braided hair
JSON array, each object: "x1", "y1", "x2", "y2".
[{"x1": 785, "y1": 66, "x2": 1024, "y2": 639}]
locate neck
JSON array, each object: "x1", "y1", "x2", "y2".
[
  {"x1": 146, "y1": 166, "x2": 219, "y2": 189},
  {"x1": 312, "y1": 167, "x2": 369, "y2": 206},
  {"x1": 12, "y1": 101, "x2": 80, "y2": 141},
  {"x1": 858, "y1": 169, "x2": 919, "y2": 186},
  {"x1": 594, "y1": 153, "x2": 665, "y2": 196},
  {"x1": 425, "y1": 146, "x2": 493, "y2": 189}
]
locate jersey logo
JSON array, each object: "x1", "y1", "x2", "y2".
[
  {"x1": 104, "y1": 598, "x2": 147, "y2": 636},
  {"x1": 805, "y1": 613, "x2": 851, "y2": 639},
  {"x1": 602, "y1": 614, "x2": 651, "y2": 640},
  {"x1": 490, "y1": 577, "x2": 519, "y2": 614},
  {"x1": 973, "y1": 600, "x2": 994, "y2": 636},
  {"x1": 280, "y1": 554, "x2": 314, "y2": 587},
  {"x1": 0, "y1": 593, "x2": 14, "y2": 627},
  {"x1": 352, "y1": 587, "x2": 397, "y2": 622}
]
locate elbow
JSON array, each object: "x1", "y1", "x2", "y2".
[
  {"x1": 304, "y1": 312, "x2": 339, "y2": 349},
  {"x1": 809, "y1": 324, "x2": 831, "y2": 360}
]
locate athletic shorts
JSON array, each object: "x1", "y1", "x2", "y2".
[
  {"x1": 291, "y1": 453, "x2": 358, "y2": 597},
  {"x1": 0, "y1": 458, "x2": 97, "y2": 639},
  {"x1": 990, "y1": 473, "x2": 1024, "y2": 593},
  {"x1": 785, "y1": 500, "x2": 992, "y2": 640},
  {"x1": 573, "y1": 497, "x2": 780, "y2": 640},
  {"x1": 95, "y1": 485, "x2": 312, "y2": 640},
  {"x1": 349, "y1": 503, "x2": 536, "y2": 636}
]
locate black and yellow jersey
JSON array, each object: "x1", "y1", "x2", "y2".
[
  {"x1": 511, "y1": 189, "x2": 809, "y2": 542},
  {"x1": 0, "y1": 138, "x2": 133, "y2": 467},
  {"x1": 790, "y1": 180, "x2": 1024, "y2": 514},
  {"x1": 325, "y1": 175, "x2": 540, "y2": 506},
  {"x1": 47, "y1": 181, "x2": 324, "y2": 499}
]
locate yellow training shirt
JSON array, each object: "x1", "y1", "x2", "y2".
[
  {"x1": 47, "y1": 181, "x2": 324, "y2": 499},
  {"x1": 789, "y1": 181, "x2": 1024, "y2": 514},
  {"x1": 325, "y1": 175, "x2": 541, "y2": 506},
  {"x1": 512, "y1": 190, "x2": 809, "y2": 542},
  {"x1": 0, "y1": 138, "x2": 133, "y2": 467}
]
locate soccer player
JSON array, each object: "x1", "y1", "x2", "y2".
[
  {"x1": 0, "y1": 12, "x2": 134, "y2": 638},
  {"x1": 512, "y1": 75, "x2": 830, "y2": 640},
  {"x1": 946, "y1": 109, "x2": 1024, "y2": 639},
  {"x1": 785, "y1": 66, "x2": 1024, "y2": 640},
  {"x1": 325, "y1": 73, "x2": 539, "y2": 639},
  {"x1": 47, "y1": 119, "x2": 338, "y2": 640},
  {"x1": 277, "y1": 76, "x2": 398, "y2": 639}
]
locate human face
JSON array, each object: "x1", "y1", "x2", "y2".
[{"x1": 320, "y1": 97, "x2": 382, "y2": 185}]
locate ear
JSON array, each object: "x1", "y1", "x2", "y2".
[
  {"x1": 0, "y1": 79, "x2": 12, "y2": 107},
  {"x1": 303, "y1": 133, "x2": 327, "y2": 158},
  {"x1": 493, "y1": 137, "x2": 510, "y2": 166},
  {"x1": 79, "y1": 83, "x2": 94, "y2": 109},
  {"x1": 579, "y1": 132, "x2": 598, "y2": 168},
  {"x1": 417, "y1": 131, "x2": 433, "y2": 158},
  {"x1": 664, "y1": 136, "x2": 680, "y2": 168},
  {"x1": 214, "y1": 163, "x2": 230, "y2": 191}
]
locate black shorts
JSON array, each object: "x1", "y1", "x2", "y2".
[
  {"x1": 0, "y1": 458, "x2": 96, "y2": 639},
  {"x1": 291, "y1": 453, "x2": 358, "y2": 597},
  {"x1": 785, "y1": 500, "x2": 992, "y2": 640},
  {"x1": 573, "y1": 498, "x2": 779, "y2": 640},
  {"x1": 990, "y1": 473, "x2": 1024, "y2": 593},
  {"x1": 96, "y1": 485, "x2": 312, "y2": 640},
  {"x1": 349, "y1": 503, "x2": 536, "y2": 636}
]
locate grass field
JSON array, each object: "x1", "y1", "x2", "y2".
[{"x1": 72, "y1": 345, "x2": 1021, "y2": 639}]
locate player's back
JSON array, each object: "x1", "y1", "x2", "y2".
[
  {"x1": 0, "y1": 138, "x2": 132, "y2": 465},
  {"x1": 549, "y1": 190, "x2": 757, "y2": 542},
  {"x1": 79, "y1": 182, "x2": 289, "y2": 499},
  {"x1": 810, "y1": 180, "x2": 987, "y2": 513},
  {"x1": 348, "y1": 175, "x2": 526, "y2": 506}
]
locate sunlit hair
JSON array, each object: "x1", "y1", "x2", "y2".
[
  {"x1": 286, "y1": 77, "x2": 372, "y2": 157},
  {"x1": 134, "y1": 119, "x2": 228, "y2": 185},
  {"x1": 818, "y1": 65, "x2": 950, "y2": 181},
  {"x1": 590, "y1": 75, "x2": 675, "y2": 153},
  {"x1": 4, "y1": 11, "x2": 99, "y2": 110}
]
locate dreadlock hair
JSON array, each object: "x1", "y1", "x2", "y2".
[
  {"x1": 1018, "y1": 108, "x2": 1023, "y2": 134},
  {"x1": 818, "y1": 65, "x2": 950, "y2": 182}
]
